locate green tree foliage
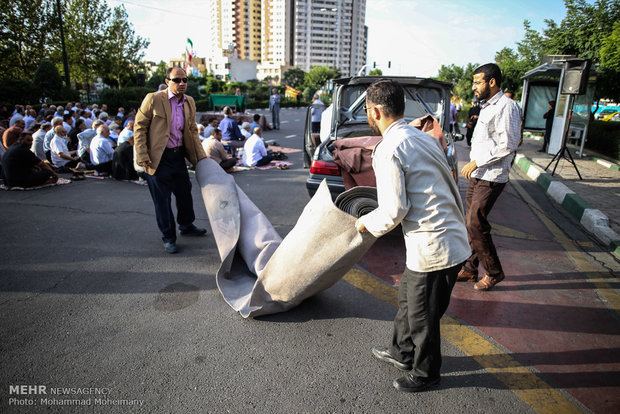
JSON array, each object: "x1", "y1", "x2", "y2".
[
  {"x1": 542, "y1": 0, "x2": 620, "y2": 99},
  {"x1": 368, "y1": 68, "x2": 383, "y2": 76},
  {"x1": 494, "y1": 48, "x2": 530, "y2": 98},
  {"x1": 543, "y1": 0, "x2": 620, "y2": 61},
  {"x1": 600, "y1": 20, "x2": 620, "y2": 70},
  {"x1": 282, "y1": 68, "x2": 306, "y2": 89},
  {"x1": 33, "y1": 58, "x2": 63, "y2": 100},
  {"x1": 59, "y1": 0, "x2": 111, "y2": 90},
  {"x1": 435, "y1": 63, "x2": 477, "y2": 102},
  {"x1": 100, "y1": 5, "x2": 150, "y2": 88},
  {"x1": 304, "y1": 66, "x2": 339, "y2": 93},
  {"x1": 0, "y1": 0, "x2": 55, "y2": 80}
]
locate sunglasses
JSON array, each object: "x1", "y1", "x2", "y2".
[{"x1": 168, "y1": 77, "x2": 188, "y2": 84}]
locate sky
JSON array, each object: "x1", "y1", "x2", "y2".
[{"x1": 110, "y1": 0, "x2": 569, "y2": 78}]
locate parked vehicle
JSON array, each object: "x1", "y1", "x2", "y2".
[
  {"x1": 595, "y1": 108, "x2": 617, "y2": 120},
  {"x1": 602, "y1": 111, "x2": 620, "y2": 122},
  {"x1": 303, "y1": 76, "x2": 464, "y2": 198}
]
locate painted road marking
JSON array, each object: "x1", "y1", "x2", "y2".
[
  {"x1": 343, "y1": 267, "x2": 583, "y2": 414},
  {"x1": 510, "y1": 177, "x2": 620, "y2": 316},
  {"x1": 281, "y1": 120, "x2": 289, "y2": 123},
  {"x1": 285, "y1": 135, "x2": 296, "y2": 139},
  {"x1": 492, "y1": 223, "x2": 540, "y2": 241}
]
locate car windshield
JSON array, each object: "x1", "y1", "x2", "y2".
[{"x1": 338, "y1": 84, "x2": 445, "y2": 127}]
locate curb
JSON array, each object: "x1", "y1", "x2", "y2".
[
  {"x1": 591, "y1": 156, "x2": 620, "y2": 172},
  {"x1": 514, "y1": 153, "x2": 620, "y2": 259}
]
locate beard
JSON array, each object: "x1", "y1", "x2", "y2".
[
  {"x1": 475, "y1": 83, "x2": 491, "y2": 101},
  {"x1": 368, "y1": 116, "x2": 381, "y2": 136}
]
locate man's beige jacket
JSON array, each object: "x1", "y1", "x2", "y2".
[{"x1": 134, "y1": 89, "x2": 206, "y2": 175}]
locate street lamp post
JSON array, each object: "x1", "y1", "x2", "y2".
[{"x1": 55, "y1": 0, "x2": 71, "y2": 88}]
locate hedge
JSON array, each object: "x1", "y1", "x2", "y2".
[{"x1": 586, "y1": 121, "x2": 620, "y2": 161}]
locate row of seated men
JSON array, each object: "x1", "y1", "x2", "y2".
[{"x1": 1, "y1": 119, "x2": 138, "y2": 188}]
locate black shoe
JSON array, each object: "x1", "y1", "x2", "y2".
[
  {"x1": 372, "y1": 347, "x2": 412, "y2": 371},
  {"x1": 393, "y1": 374, "x2": 440, "y2": 392},
  {"x1": 164, "y1": 242, "x2": 178, "y2": 254},
  {"x1": 180, "y1": 226, "x2": 207, "y2": 236},
  {"x1": 537, "y1": 148, "x2": 546, "y2": 152}
]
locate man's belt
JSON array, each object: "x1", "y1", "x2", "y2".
[{"x1": 165, "y1": 146, "x2": 184, "y2": 152}]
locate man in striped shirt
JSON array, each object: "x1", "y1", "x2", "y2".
[{"x1": 459, "y1": 63, "x2": 522, "y2": 291}]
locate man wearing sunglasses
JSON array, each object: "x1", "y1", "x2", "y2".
[{"x1": 135, "y1": 67, "x2": 208, "y2": 254}]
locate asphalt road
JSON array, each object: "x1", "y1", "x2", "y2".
[{"x1": 3, "y1": 107, "x2": 612, "y2": 413}]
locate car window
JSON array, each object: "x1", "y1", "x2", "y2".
[
  {"x1": 342, "y1": 86, "x2": 366, "y2": 108},
  {"x1": 341, "y1": 84, "x2": 446, "y2": 126}
]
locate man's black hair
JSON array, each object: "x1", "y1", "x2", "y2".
[
  {"x1": 74, "y1": 118, "x2": 85, "y2": 128},
  {"x1": 253, "y1": 113, "x2": 260, "y2": 121},
  {"x1": 63, "y1": 113, "x2": 72, "y2": 122},
  {"x1": 366, "y1": 80, "x2": 405, "y2": 118},
  {"x1": 473, "y1": 63, "x2": 503, "y2": 85}
]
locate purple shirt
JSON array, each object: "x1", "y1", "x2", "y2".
[{"x1": 167, "y1": 89, "x2": 186, "y2": 148}]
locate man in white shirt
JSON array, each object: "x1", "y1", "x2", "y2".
[
  {"x1": 23, "y1": 109, "x2": 37, "y2": 130},
  {"x1": 355, "y1": 80, "x2": 470, "y2": 393},
  {"x1": 242, "y1": 127, "x2": 273, "y2": 167},
  {"x1": 203, "y1": 118, "x2": 218, "y2": 139},
  {"x1": 9, "y1": 105, "x2": 24, "y2": 126},
  {"x1": 89, "y1": 124, "x2": 114, "y2": 174},
  {"x1": 44, "y1": 117, "x2": 64, "y2": 162},
  {"x1": 459, "y1": 63, "x2": 521, "y2": 291},
  {"x1": 77, "y1": 120, "x2": 103, "y2": 164},
  {"x1": 311, "y1": 95, "x2": 325, "y2": 133},
  {"x1": 31, "y1": 123, "x2": 52, "y2": 161},
  {"x1": 117, "y1": 120, "x2": 134, "y2": 145},
  {"x1": 50, "y1": 126, "x2": 80, "y2": 170}
]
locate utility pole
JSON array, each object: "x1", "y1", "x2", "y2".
[{"x1": 55, "y1": 0, "x2": 71, "y2": 88}]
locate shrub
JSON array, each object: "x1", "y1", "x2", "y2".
[
  {"x1": 99, "y1": 87, "x2": 152, "y2": 114},
  {"x1": 586, "y1": 121, "x2": 620, "y2": 160},
  {"x1": 0, "y1": 79, "x2": 41, "y2": 106}
]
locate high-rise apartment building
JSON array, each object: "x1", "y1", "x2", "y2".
[
  {"x1": 205, "y1": 0, "x2": 367, "y2": 83},
  {"x1": 292, "y1": 0, "x2": 367, "y2": 77}
]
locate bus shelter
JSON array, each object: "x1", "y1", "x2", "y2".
[{"x1": 521, "y1": 60, "x2": 596, "y2": 157}]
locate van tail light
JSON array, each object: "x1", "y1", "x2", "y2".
[{"x1": 310, "y1": 160, "x2": 341, "y2": 176}]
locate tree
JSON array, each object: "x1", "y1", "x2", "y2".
[
  {"x1": 100, "y1": 5, "x2": 150, "y2": 88},
  {"x1": 59, "y1": 0, "x2": 111, "y2": 90},
  {"x1": 0, "y1": 0, "x2": 55, "y2": 79},
  {"x1": 516, "y1": 20, "x2": 549, "y2": 67},
  {"x1": 33, "y1": 58, "x2": 63, "y2": 100},
  {"x1": 597, "y1": 21, "x2": 620, "y2": 100},
  {"x1": 304, "y1": 66, "x2": 339, "y2": 92},
  {"x1": 541, "y1": 0, "x2": 620, "y2": 100},
  {"x1": 435, "y1": 63, "x2": 477, "y2": 103},
  {"x1": 600, "y1": 20, "x2": 620, "y2": 70},
  {"x1": 494, "y1": 48, "x2": 530, "y2": 98},
  {"x1": 368, "y1": 68, "x2": 383, "y2": 76},
  {"x1": 282, "y1": 68, "x2": 306, "y2": 89}
]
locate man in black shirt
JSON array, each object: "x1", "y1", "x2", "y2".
[
  {"x1": 2, "y1": 131, "x2": 58, "y2": 188},
  {"x1": 111, "y1": 135, "x2": 138, "y2": 181}
]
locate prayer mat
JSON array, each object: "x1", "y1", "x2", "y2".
[
  {"x1": 195, "y1": 158, "x2": 376, "y2": 318},
  {"x1": 0, "y1": 177, "x2": 72, "y2": 191},
  {"x1": 255, "y1": 161, "x2": 293, "y2": 170},
  {"x1": 267, "y1": 145, "x2": 302, "y2": 154}
]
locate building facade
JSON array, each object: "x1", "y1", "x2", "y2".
[{"x1": 202, "y1": 0, "x2": 367, "y2": 83}]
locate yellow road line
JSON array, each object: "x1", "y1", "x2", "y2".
[
  {"x1": 510, "y1": 177, "x2": 620, "y2": 315},
  {"x1": 343, "y1": 268, "x2": 582, "y2": 413},
  {"x1": 492, "y1": 223, "x2": 540, "y2": 241}
]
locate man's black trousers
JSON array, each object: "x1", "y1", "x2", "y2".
[
  {"x1": 389, "y1": 263, "x2": 461, "y2": 380},
  {"x1": 144, "y1": 147, "x2": 196, "y2": 243}
]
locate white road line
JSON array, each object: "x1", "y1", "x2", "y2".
[
  {"x1": 281, "y1": 120, "x2": 289, "y2": 123},
  {"x1": 285, "y1": 135, "x2": 296, "y2": 138}
]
